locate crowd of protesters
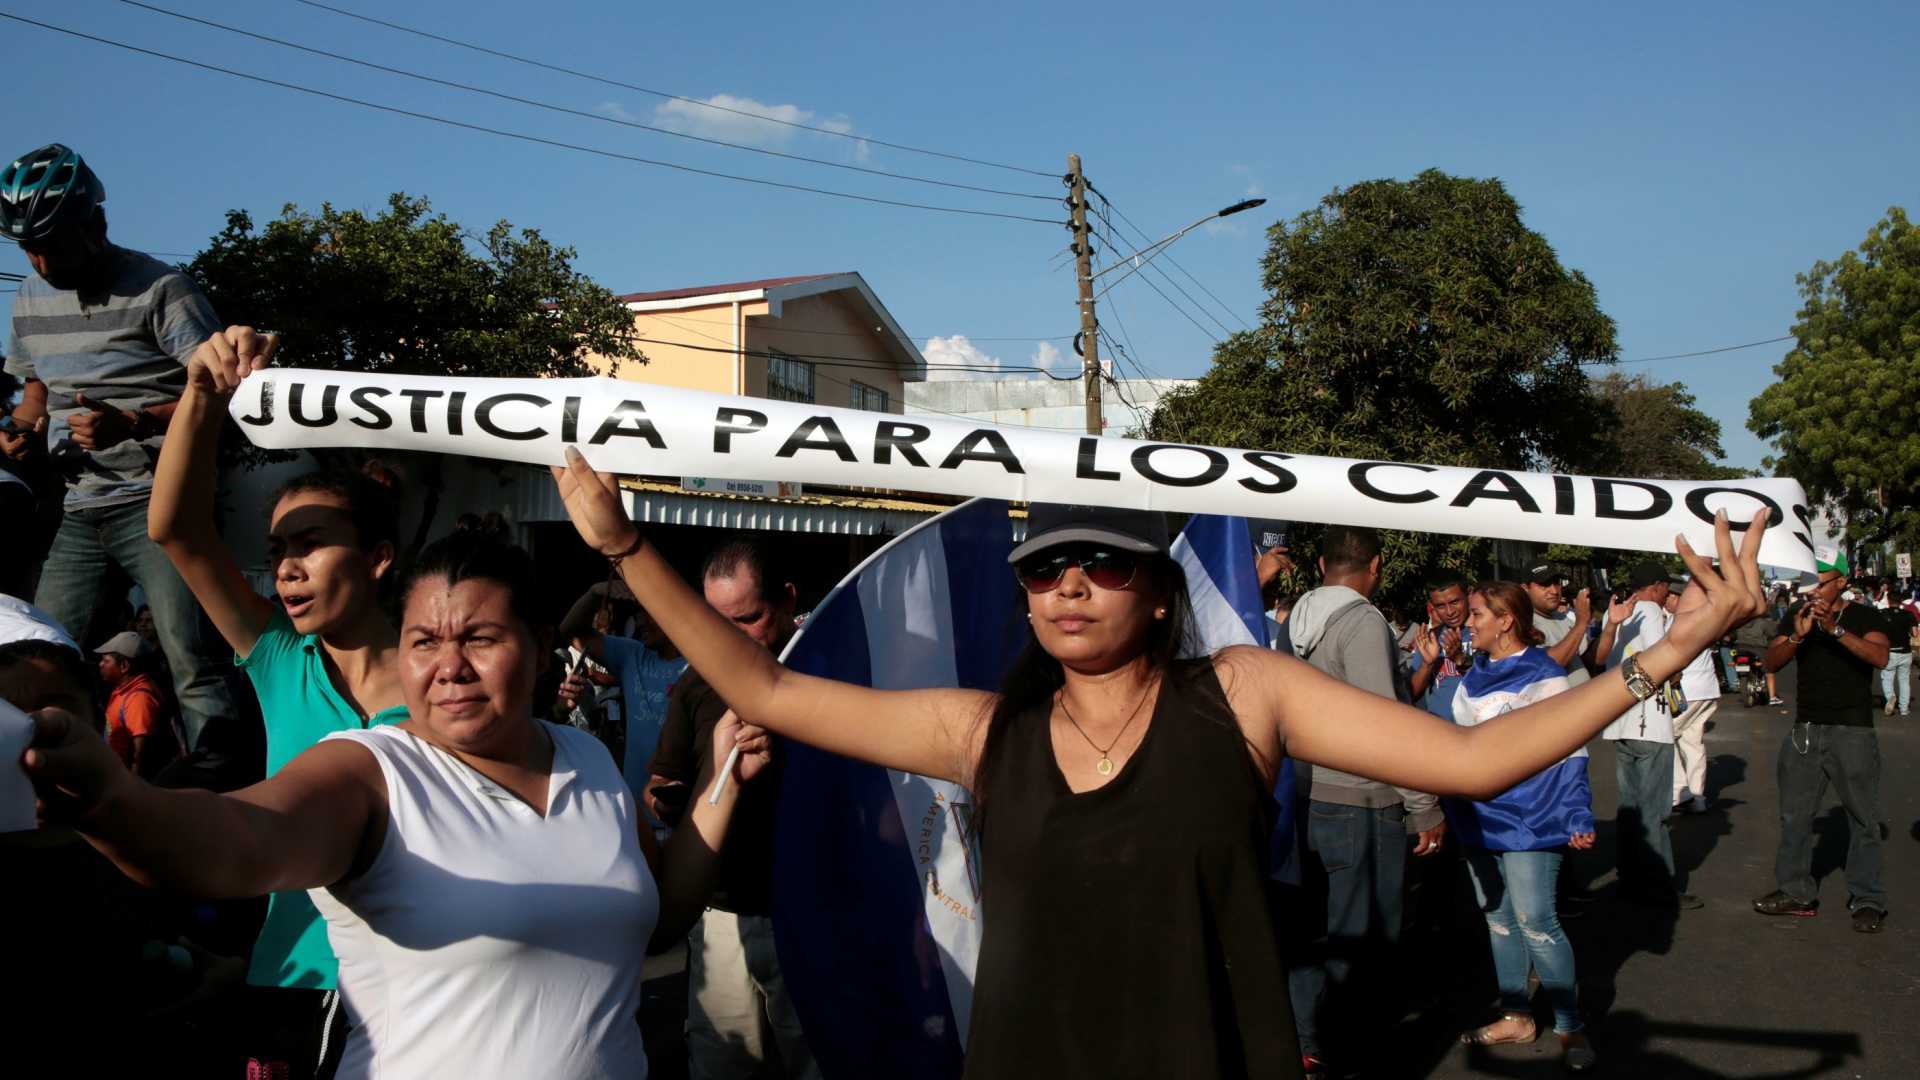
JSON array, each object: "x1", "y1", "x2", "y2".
[{"x1": 4, "y1": 141, "x2": 1913, "y2": 1080}]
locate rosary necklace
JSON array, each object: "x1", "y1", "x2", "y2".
[{"x1": 1056, "y1": 676, "x2": 1158, "y2": 776}]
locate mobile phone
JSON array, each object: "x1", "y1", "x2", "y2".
[{"x1": 1589, "y1": 568, "x2": 1611, "y2": 597}]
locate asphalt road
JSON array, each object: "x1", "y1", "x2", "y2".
[{"x1": 1405, "y1": 682, "x2": 1920, "y2": 1079}]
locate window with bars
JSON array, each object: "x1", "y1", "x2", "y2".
[
  {"x1": 848, "y1": 380, "x2": 891, "y2": 412},
  {"x1": 766, "y1": 350, "x2": 816, "y2": 403}
]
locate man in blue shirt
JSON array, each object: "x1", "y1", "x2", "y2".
[
  {"x1": 558, "y1": 582, "x2": 689, "y2": 802},
  {"x1": 1408, "y1": 577, "x2": 1475, "y2": 717}
]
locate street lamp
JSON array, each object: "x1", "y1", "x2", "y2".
[{"x1": 1090, "y1": 198, "x2": 1267, "y2": 301}]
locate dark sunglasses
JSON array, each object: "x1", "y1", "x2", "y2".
[{"x1": 1014, "y1": 548, "x2": 1141, "y2": 593}]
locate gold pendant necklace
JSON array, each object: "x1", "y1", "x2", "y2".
[{"x1": 1058, "y1": 677, "x2": 1157, "y2": 779}]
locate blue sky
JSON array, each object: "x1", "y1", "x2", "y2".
[{"x1": 7, "y1": 0, "x2": 1916, "y2": 470}]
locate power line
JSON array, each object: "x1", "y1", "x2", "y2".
[
  {"x1": 1091, "y1": 222, "x2": 1233, "y2": 338},
  {"x1": 1, "y1": 236, "x2": 192, "y2": 257},
  {"x1": 1090, "y1": 185, "x2": 1253, "y2": 330},
  {"x1": 291, "y1": 0, "x2": 1056, "y2": 179},
  {"x1": 623, "y1": 326, "x2": 1079, "y2": 379},
  {"x1": 625, "y1": 311, "x2": 1072, "y2": 344},
  {"x1": 1091, "y1": 225, "x2": 1220, "y2": 343},
  {"x1": 0, "y1": 13, "x2": 1064, "y2": 227},
  {"x1": 1596, "y1": 336, "x2": 1795, "y2": 366},
  {"x1": 119, "y1": 0, "x2": 1055, "y2": 204}
]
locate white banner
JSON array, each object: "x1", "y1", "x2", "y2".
[{"x1": 229, "y1": 369, "x2": 1817, "y2": 572}]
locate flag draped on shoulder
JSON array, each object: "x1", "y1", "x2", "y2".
[
  {"x1": 1169, "y1": 515, "x2": 1300, "y2": 882},
  {"x1": 1444, "y1": 647, "x2": 1596, "y2": 851},
  {"x1": 771, "y1": 498, "x2": 1021, "y2": 1080}
]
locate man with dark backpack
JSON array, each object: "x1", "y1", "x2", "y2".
[{"x1": 1282, "y1": 525, "x2": 1445, "y2": 1076}]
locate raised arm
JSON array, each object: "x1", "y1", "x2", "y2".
[
  {"x1": 1545, "y1": 591, "x2": 1593, "y2": 672},
  {"x1": 1228, "y1": 512, "x2": 1770, "y2": 801},
  {"x1": 553, "y1": 450, "x2": 991, "y2": 785},
  {"x1": 557, "y1": 585, "x2": 612, "y2": 666},
  {"x1": 147, "y1": 327, "x2": 279, "y2": 658},
  {"x1": 25, "y1": 707, "x2": 383, "y2": 897}
]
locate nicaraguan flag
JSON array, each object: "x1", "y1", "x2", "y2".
[
  {"x1": 1445, "y1": 647, "x2": 1597, "y2": 851},
  {"x1": 1169, "y1": 514, "x2": 1300, "y2": 882},
  {"x1": 772, "y1": 497, "x2": 1021, "y2": 1080}
]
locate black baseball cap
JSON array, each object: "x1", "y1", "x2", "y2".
[
  {"x1": 1525, "y1": 564, "x2": 1562, "y2": 586},
  {"x1": 1628, "y1": 559, "x2": 1669, "y2": 589},
  {"x1": 1009, "y1": 503, "x2": 1171, "y2": 564}
]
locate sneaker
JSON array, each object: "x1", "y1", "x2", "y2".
[
  {"x1": 1768, "y1": 697, "x2": 1786, "y2": 706},
  {"x1": 1675, "y1": 892, "x2": 1705, "y2": 911},
  {"x1": 1753, "y1": 890, "x2": 1818, "y2": 916},
  {"x1": 1686, "y1": 795, "x2": 1710, "y2": 814},
  {"x1": 1301, "y1": 1053, "x2": 1330, "y2": 1078},
  {"x1": 1852, "y1": 906, "x2": 1887, "y2": 934},
  {"x1": 1559, "y1": 1030, "x2": 1598, "y2": 1073}
]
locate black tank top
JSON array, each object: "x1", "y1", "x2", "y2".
[{"x1": 963, "y1": 658, "x2": 1303, "y2": 1079}]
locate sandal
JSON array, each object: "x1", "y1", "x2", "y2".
[
  {"x1": 1560, "y1": 1030, "x2": 1597, "y2": 1072},
  {"x1": 1461, "y1": 1012, "x2": 1537, "y2": 1046}
]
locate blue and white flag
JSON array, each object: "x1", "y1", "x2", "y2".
[
  {"x1": 1445, "y1": 647, "x2": 1596, "y2": 851},
  {"x1": 1169, "y1": 514, "x2": 1301, "y2": 882},
  {"x1": 772, "y1": 498, "x2": 1020, "y2": 1080}
]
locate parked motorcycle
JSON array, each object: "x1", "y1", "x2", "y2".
[{"x1": 1731, "y1": 648, "x2": 1767, "y2": 708}]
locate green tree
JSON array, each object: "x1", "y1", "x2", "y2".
[
  {"x1": 1147, "y1": 169, "x2": 1618, "y2": 598},
  {"x1": 1589, "y1": 371, "x2": 1748, "y2": 481},
  {"x1": 188, "y1": 193, "x2": 644, "y2": 547},
  {"x1": 1749, "y1": 206, "x2": 1920, "y2": 555}
]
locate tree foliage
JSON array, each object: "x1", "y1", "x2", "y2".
[
  {"x1": 1146, "y1": 169, "x2": 1619, "y2": 598},
  {"x1": 1749, "y1": 206, "x2": 1920, "y2": 551},
  {"x1": 190, "y1": 193, "x2": 641, "y2": 382},
  {"x1": 187, "y1": 193, "x2": 644, "y2": 547},
  {"x1": 1589, "y1": 371, "x2": 1746, "y2": 481}
]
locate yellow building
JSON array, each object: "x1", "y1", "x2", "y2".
[{"x1": 585, "y1": 272, "x2": 925, "y2": 411}]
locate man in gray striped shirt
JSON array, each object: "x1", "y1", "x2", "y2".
[{"x1": 3, "y1": 141, "x2": 235, "y2": 753}]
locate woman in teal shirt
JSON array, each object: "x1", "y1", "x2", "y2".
[{"x1": 150, "y1": 326, "x2": 405, "y2": 1074}]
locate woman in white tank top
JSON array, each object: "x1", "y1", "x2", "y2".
[{"x1": 24, "y1": 532, "x2": 771, "y2": 1078}]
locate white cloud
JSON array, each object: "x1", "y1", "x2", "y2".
[
  {"x1": 597, "y1": 100, "x2": 639, "y2": 123},
  {"x1": 920, "y1": 336, "x2": 1077, "y2": 381},
  {"x1": 922, "y1": 334, "x2": 1003, "y2": 381},
  {"x1": 646, "y1": 93, "x2": 869, "y2": 159},
  {"x1": 1031, "y1": 340, "x2": 1069, "y2": 373}
]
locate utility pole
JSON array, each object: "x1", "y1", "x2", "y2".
[{"x1": 1068, "y1": 153, "x2": 1102, "y2": 435}]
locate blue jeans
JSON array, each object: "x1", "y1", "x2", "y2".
[
  {"x1": 1286, "y1": 801, "x2": 1408, "y2": 1059},
  {"x1": 33, "y1": 498, "x2": 235, "y2": 751},
  {"x1": 1882, "y1": 651, "x2": 1912, "y2": 715},
  {"x1": 1465, "y1": 848, "x2": 1583, "y2": 1034},
  {"x1": 1774, "y1": 724, "x2": 1884, "y2": 910},
  {"x1": 1612, "y1": 738, "x2": 1677, "y2": 893}
]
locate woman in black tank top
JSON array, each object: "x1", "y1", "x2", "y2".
[{"x1": 555, "y1": 458, "x2": 1772, "y2": 1079}]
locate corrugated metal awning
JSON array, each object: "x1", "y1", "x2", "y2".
[{"x1": 506, "y1": 466, "x2": 970, "y2": 537}]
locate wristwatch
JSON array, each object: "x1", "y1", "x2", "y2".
[
  {"x1": 1620, "y1": 654, "x2": 1657, "y2": 702},
  {"x1": 1832, "y1": 624, "x2": 1848, "y2": 640}
]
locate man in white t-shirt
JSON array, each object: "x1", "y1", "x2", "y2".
[
  {"x1": 1524, "y1": 564, "x2": 1592, "y2": 687},
  {"x1": 1590, "y1": 560, "x2": 1701, "y2": 910},
  {"x1": 1666, "y1": 583, "x2": 1722, "y2": 814}
]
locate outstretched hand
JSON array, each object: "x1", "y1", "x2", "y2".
[
  {"x1": 186, "y1": 326, "x2": 278, "y2": 395},
  {"x1": 552, "y1": 446, "x2": 640, "y2": 558},
  {"x1": 22, "y1": 708, "x2": 129, "y2": 825},
  {"x1": 1663, "y1": 510, "x2": 1770, "y2": 661}
]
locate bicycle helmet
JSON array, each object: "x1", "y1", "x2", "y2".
[{"x1": 1, "y1": 143, "x2": 106, "y2": 242}]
